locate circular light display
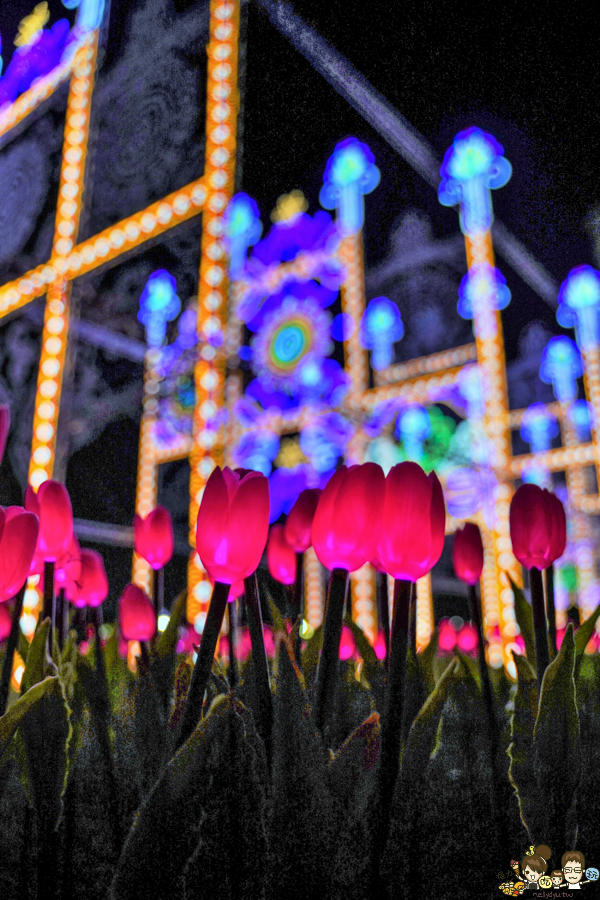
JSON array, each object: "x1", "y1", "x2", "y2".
[{"x1": 252, "y1": 297, "x2": 331, "y2": 389}]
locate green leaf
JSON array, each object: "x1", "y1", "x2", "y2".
[
  {"x1": 401, "y1": 657, "x2": 459, "y2": 785},
  {"x1": 328, "y1": 711, "x2": 380, "y2": 806},
  {"x1": 343, "y1": 613, "x2": 378, "y2": 674},
  {"x1": 157, "y1": 590, "x2": 187, "y2": 659},
  {"x1": 417, "y1": 629, "x2": 438, "y2": 694},
  {"x1": 401, "y1": 646, "x2": 428, "y2": 744},
  {"x1": 268, "y1": 640, "x2": 335, "y2": 900},
  {"x1": 509, "y1": 577, "x2": 536, "y2": 667},
  {"x1": 111, "y1": 696, "x2": 269, "y2": 900},
  {"x1": 0, "y1": 676, "x2": 60, "y2": 763},
  {"x1": 507, "y1": 651, "x2": 539, "y2": 841},
  {"x1": 20, "y1": 674, "x2": 72, "y2": 833},
  {"x1": 533, "y1": 623, "x2": 580, "y2": 849},
  {"x1": 301, "y1": 624, "x2": 323, "y2": 685},
  {"x1": 20, "y1": 618, "x2": 51, "y2": 694},
  {"x1": 574, "y1": 604, "x2": 600, "y2": 681}
]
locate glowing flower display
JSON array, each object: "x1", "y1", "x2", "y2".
[
  {"x1": 300, "y1": 413, "x2": 353, "y2": 475},
  {"x1": 360, "y1": 296, "x2": 404, "y2": 371},
  {"x1": 195, "y1": 466, "x2": 270, "y2": 584},
  {"x1": 320, "y1": 137, "x2": 380, "y2": 235},
  {"x1": 251, "y1": 296, "x2": 332, "y2": 389},
  {"x1": 453, "y1": 523, "x2": 484, "y2": 585},
  {"x1": 268, "y1": 465, "x2": 308, "y2": 524},
  {"x1": 119, "y1": 584, "x2": 156, "y2": 641},
  {"x1": 377, "y1": 462, "x2": 445, "y2": 581},
  {"x1": 539, "y1": 336, "x2": 583, "y2": 403},
  {"x1": 445, "y1": 466, "x2": 498, "y2": 530},
  {"x1": 267, "y1": 524, "x2": 296, "y2": 585},
  {"x1": 68, "y1": 549, "x2": 108, "y2": 608},
  {"x1": 134, "y1": 506, "x2": 174, "y2": 570},
  {"x1": 509, "y1": 484, "x2": 566, "y2": 570},
  {"x1": 557, "y1": 265, "x2": 600, "y2": 350},
  {"x1": 241, "y1": 278, "x2": 337, "y2": 333},
  {"x1": 0, "y1": 17, "x2": 72, "y2": 108},
  {"x1": 312, "y1": 463, "x2": 385, "y2": 572},
  {"x1": 438, "y1": 126, "x2": 512, "y2": 236},
  {"x1": 231, "y1": 429, "x2": 280, "y2": 477},
  {"x1": 138, "y1": 269, "x2": 181, "y2": 348},
  {"x1": 251, "y1": 206, "x2": 335, "y2": 267},
  {"x1": 457, "y1": 263, "x2": 511, "y2": 320},
  {"x1": 223, "y1": 192, "x2": 262, "y2": 276}
]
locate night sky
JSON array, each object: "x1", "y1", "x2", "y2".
[{"x1": 0, "y1": 0, "x2": 597, "y2": 613}]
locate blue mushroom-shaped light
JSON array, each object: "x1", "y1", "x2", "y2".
[
  {"x1": 224, "y1": 192, "x2": 262, "y2": 277},
  {"x1": 557, "y1": 265, "x2": 600, "y2": 351},
  {"x1": 360, "y1": 296, "x2": 404, "y2": 371},
  {"x1": 539, "y1": 336, "x2": 583, "y2": 403},
  {"x1": 457, "y1": 263, "x2": 511, "y2": 320},
  {"x1": 438, "y1": 126, "x2": 512, "y2": 236},
  {"x1": 567, "y1": 399, "x2": 593, "y2": 443},
  {"x1": 138, "y1": 270, "x2": 181, "y2": 348},
  {"x1": 395, "y1": 405, "x2": 431, "y2": 462},
  {"x1": 319, "y1": 137, "x2": 380, "y2": 236}
]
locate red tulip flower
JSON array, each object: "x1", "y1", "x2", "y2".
[
  {"x1": 311, "y1": 463, "x2": 386, "y2": 572},
  {"x1": 25, "y1": 479, "x2": 73, "y2": 562},
  {"x1": 509, "y1": 484, "x2": 567, "y2": 570},
  {"x1": 438, "y1": 619, "x2": 457, "y2": 653},
  {"x1": 0, "y1": 405, "x2": 10, "y2": 468},
  {"x1": 284, "y1": 488, "x2": 321, "y2": 553},
  {"x1": 267, "y1": 524, "x2": 297, "y2": 585},
  {"x1": 195, "y1": 466, "x2": 270, "y2": 585},
  {"x1": 373, "y1": 630, "x2": 387, "y2": 660},
  {"x1": 339, "y1": 624, "x2": 356, "y2": 660},
  {"x1": 54, "y1": 535, "x2": 82, "y2": 597},
  {"x1": 73, "y1": 549, "x2": 109, "y2": 608},
  {"x1": 119, "y1": 584, "x2": 156, "y2": 641},
  {"x1": 0, "y1": 507, "x2": 39, "y2": 602},
  {"x1": 134, "y1": 506, "x2": 174, "y2": 570},
  {"x1": 0, "y1": 603, "x2": 11, "y2": 641},
  {"x1": 377, "y1": 462, "x2": 446, "y2": 581},
  {"x1": 453, "y1": 523, "x2": 484, "y2": 585}
]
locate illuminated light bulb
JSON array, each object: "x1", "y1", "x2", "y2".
[
  {"x1": 457, "y1": 263, "x2": 511, "y2": 319},
  {"x1": 157, "y1": 610, "x2": 170, "y2": 632},
  {"x1": 539, "y1": 336, "x2": 583, "y2": 403},
  {"x1": 395, "y1": 405, "x2": 431, "y2": 463},
  {"x1": 223, "y1": 193, "x2": 262, "y2": 277},
  {"x1": 567, "y1": 399, "x2": 593, "y2": 442},
  {"x1": 299, "y1": 618, "x2": 314, "y2": 640}
]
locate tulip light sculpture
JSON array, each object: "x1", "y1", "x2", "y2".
[
  {"x1": 509, "y1": 484, "x2": 567, "y2": 688},
  {"x1": 372, "y1": 461, "x2": 445, "y2": 884},
  {"x1": 284, "y1": 487, "x2": 321, "y2": 622},
  {"x1": 311, "y1": 463, "x2": 385, "y2": 736},
  {"x1": 175, "y1": 466, "x2": 270, "y2": 753},
  {"x1": 134, "y1": 505, "x2": 174, "y2": 619},
  {"x1": 0, "y1": 507, "x2": 40, "y2": 715}
]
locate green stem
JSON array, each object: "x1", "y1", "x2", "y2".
[
  {"x1": 293, "y1": 552, "x2": 304, "y2": 666},
  {"x1": 228, "y1": 600, "x2": 237, "y2": 690},
  {"x1": 43, "y1": 561, "x2": 55, "y2": 654},
  {"x1": 545, "y1": 564, "x2": 557, "y2": 656},
  {"x1": 57, "y1": 588, "x2": 66, "y2": 651},
  {"x1": 0, "y1": 582, "x2": 26, "y2": 715},
  {"x1": 376, "y1": 570, "x2": 390, "y2": 669},
  {"x1": 173, "y1": 580, "x2": 229, "y2": 752},
  {"x1": 244, "y1": 572, "x2": 273, "y2": 767},
  {"x1": 314, "y1": 567, "x2": 349, "y2": 738},
  {"x1": 530, "y1": 566, "x2": 550, "y2": 689}
]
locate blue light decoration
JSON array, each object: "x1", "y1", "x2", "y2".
[
  {"x1": 395, "y1": 405, "x2": 431, "y2": 462},
  {"x1": 231, "y1": 429, "x2": 280, "y2": 477},
  {"x1": 457, "y1": 263, "x2": 511, "y2": 320},
  {"x1": 63, "y1": 0, "x2": 106, "y2": 30},
  {"x1": 539, "y1": 336, "x2": 583, "y2": 403},
  {"x1": 268, "y1": 465, "x2": 308, "y2": 523},
  {"x1": 319, "y1": 137, "x2": 380, "y2": 236},
  {"x1": 0, "y1": 18, "x2": 72, "y2": 109},
  {"x1": 363, "y1": 397, "x2": 404, "y2": 439},
  {"x1": 520, "y1": 402, "x2": 558, "y2": 487},
  {"x1": 240, "y1": 278, "x2": 337, "y2": 333},
  {"x1": 223, "y1": 193, "x2": 262, "y2": 278},
  {"x1": 138, "y1": 270, "x2": 181, "y2": 348},
  {"x1": 567, "y1": 399, "x2": 593, "y2": 443},
  {"x1": 330, "y1": 312, "x2": 354, "y2": 342},
  {"x1": 445, "y1": 466, "x2": 498, "y2": 530},
  {"x1": 557, "y1": 265, "x2": 600, "y2": 351},
  {"x1": 360, "y1": 296, "x2": 404, "y2": 371},
  {"x1": 438, "y1": 126, "x2": 512, "y2": 236},
  {"x1": 299, "y1": 413, "x2": 353, "y2": 475}
]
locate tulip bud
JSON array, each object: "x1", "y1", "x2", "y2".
[
  {"x1": 196, "y1": 466, "x2": 270, "y2": 584},
  {"x1": 267, "y1": 524, "x2": 296, "y2": 585},
  {"x1": 284, "y1": 488, "x2": 321, "y2": 553},
  {"x1": 0, "y1": 509, "x2": 39, "y2": 602},
  {"x1": 134, "y1": 506, "x2": 174, "y2": 570},
  {"x1": 339, "y1": 624, "x2": 356, "y2": 660},
  {"x1": 54, "y1": 535, "x2": 82, "y2": 597},
  {"x1": 312, "y1": 463, "x2": 385, "y2": 572},
  {"x1": 119, "y1": 584, "x2": 156, "y2": 641},
  {"x1": 75, "y1": 549, "x2": 109, "y2": 607},
  {"x1": 373, "y1": 630, "x2": 387, "y2": 660},
  {"x1": 26, "y1": 479, "x2": 73, "y2": 562},
  {"x1": 452, "y1": 523, "x2": 484, "y2": 585},
  {"x1": 509, "y1": 484, "x2": 566, "y2": 570},
  {"x1": 377, "y1": 462, "x2": 445, "y2": 581},
  {"x1": 457, "y1": 622, "x2": 478, "y2": 654}
]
